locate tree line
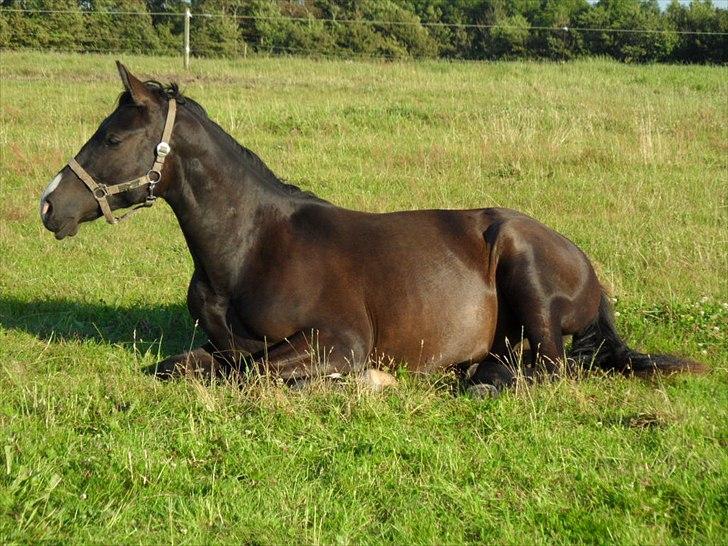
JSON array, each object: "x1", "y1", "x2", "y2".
[{"x1": 1, "y1": 0, "x2": 726, "y2": 63}]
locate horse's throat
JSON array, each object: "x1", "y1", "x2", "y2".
[{"x1": 165, "y1": 168, "x2": 289, "y2": 294}]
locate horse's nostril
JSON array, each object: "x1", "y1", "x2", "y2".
[{"x1": 42, "y1": 200, "x2": 51, "y2": 217}]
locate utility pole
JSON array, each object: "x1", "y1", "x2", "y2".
[{"x1": 183, "y1": 1, "x2": 191, "y2": 69}]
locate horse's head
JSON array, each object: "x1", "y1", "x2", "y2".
[{"x1": 40, "y1": 62, "x2": 175, "y2": 239}]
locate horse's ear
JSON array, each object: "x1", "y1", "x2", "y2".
[{"x1": 115, "y1": 61, "x2": 155, "y2": 107}]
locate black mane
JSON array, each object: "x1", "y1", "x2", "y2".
[{"x1": 119, "y1": 81, "x2": 325, "y2": 203}]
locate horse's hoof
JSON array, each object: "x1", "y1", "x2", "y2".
[
  {"x1": 143, "y1": 359, "x2": 179, "y2": 380},
  {"x1": 357, "y1": 369, "x2": 397, "y2": 391},
  {"x1": 467, "y1": 383, "x2": 500, "y2": 399},
  {"x1": 144, "y1": 353, "x2": 224, "y2": 382}
]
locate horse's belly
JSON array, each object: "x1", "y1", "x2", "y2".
[{"x1": 371, "y1": 276, "x2": 496, "y2": 371}]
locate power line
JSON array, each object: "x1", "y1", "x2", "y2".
[
  {"x1": 0, "y1": 8, "x2": 182, "y2": 17},
  {"x1": 211, "y1": 11, "x2": 728, "y2": 36}
]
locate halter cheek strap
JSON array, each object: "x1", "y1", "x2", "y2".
[{"x1": 67, "y1": 99, "x2": 177, "y2": 225}]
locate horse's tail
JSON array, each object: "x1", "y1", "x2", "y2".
[{"x1": 569, "y1": 291, "x2": 707, "y2": 376}]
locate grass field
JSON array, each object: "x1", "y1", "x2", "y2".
[{"x1": 0, "y1": 51, "x2": 726, "y2": 544}]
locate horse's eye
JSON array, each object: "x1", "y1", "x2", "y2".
[{"x1": 106, "y1": 135, "x2": 121, "y2": 146}]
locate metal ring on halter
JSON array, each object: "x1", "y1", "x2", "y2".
[
  {"x1": 93, "y1": 185, "x2": 109, "y2": 199},
  {"x1": 147, "y1": 170, "x2": 162, "y2": 183},
  {"x1": 147, "y1": 170, "x2": 162, "y2": 200}
]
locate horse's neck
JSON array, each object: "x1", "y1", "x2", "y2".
[{"x1": 162, "y1": 130, "x2": 291, "y2": 293}]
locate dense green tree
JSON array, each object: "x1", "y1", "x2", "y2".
[
  {"x1": 83, "y1": 0, "x2": 162, "y2": 54},
  {"x1": 530, "y1": 0, "x2": 590, "y2": 59},
  {"x1": 487, "y1": 12, "x2": 530, "y2": 58},
  {"x1": 0, "y1": 0, "x2": 725, "y2": 63},
  {"x1": 236, "y1": 0, "x2": 284, "y2": 50},
  {"x1": 0, "y1": 0, "x2": 85, "y2": 50},
  {"x1": 667, "y1": 0, "x2": 728, "y2": 63},
  {"x1": 188, "y1": 0, "x2": 242, "y2": 57},
  {"x1": 310, "y1": 0, "x2": 439, "y2": 57},
  {"x1": 390, "y1": 0, "x2": 483, "y2": 57},
  {"x1": 576, "y1": 0, "x2": 678, "y2": 62},
  {"x1": 350, "y1": 0, "x2": 439, "y2": 58}
]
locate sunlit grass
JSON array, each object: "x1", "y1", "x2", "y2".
[{"x1": 0, "y1": 51, "x2": 726, "y2": 543}]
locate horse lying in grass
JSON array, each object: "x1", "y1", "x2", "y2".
[{"x1": 39, "y1": 63, "x2": 704, "y2": 390}]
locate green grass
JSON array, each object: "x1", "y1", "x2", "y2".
[{"x1": 1, "y1": 51, "x2": 726, "y2": 544}]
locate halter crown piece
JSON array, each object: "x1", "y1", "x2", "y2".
[{"x1": 67, "y1": 99, "x2": 177, "y2": 224}]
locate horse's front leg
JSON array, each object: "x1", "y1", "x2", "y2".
[
  {"x1": 250, "y1": 329, "x2": 369, "y2": 382},
  {"x1": 148, "y1": 333, "x2": 267, "y2": 380},
  {"x1": 147, "y1": 271, "x2": 264, "y2": 380},
  {"x1": 149, "y1": 341, "x2": 226, "y2": 379}
]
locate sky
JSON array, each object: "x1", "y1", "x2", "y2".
[
  {"x1": 656, "y1": 0, "x2": 728, "y2": 5},
  {"x1": 656, "y1": 0, "x2": 725, "y2": 7},
  {"x1": 586, "y1": 0, "x2": 728, "y2": 7}
]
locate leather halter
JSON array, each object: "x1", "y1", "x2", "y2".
[{"x1": 67, "y1": 99, "x2": 177, "y2": 224}]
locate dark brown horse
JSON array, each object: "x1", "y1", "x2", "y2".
[{"x1": 39, "y1": 63, "x2": 703, "y2": 389}]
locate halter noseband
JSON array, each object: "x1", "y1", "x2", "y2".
[{"x1": 67, "y1": 99, "x2": 177, "y2": 224}]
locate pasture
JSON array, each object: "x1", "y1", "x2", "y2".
[{"x1": 0, "y1": 51, "x2": 726, "y2": 543}]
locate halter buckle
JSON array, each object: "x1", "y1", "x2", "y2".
[{"x1": 156, "y1": 142, "x2": 171, "y2": 157}]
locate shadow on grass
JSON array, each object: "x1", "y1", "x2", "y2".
[{"x1": 0, "y1": 295, "x2": 197, "y2": 357}]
